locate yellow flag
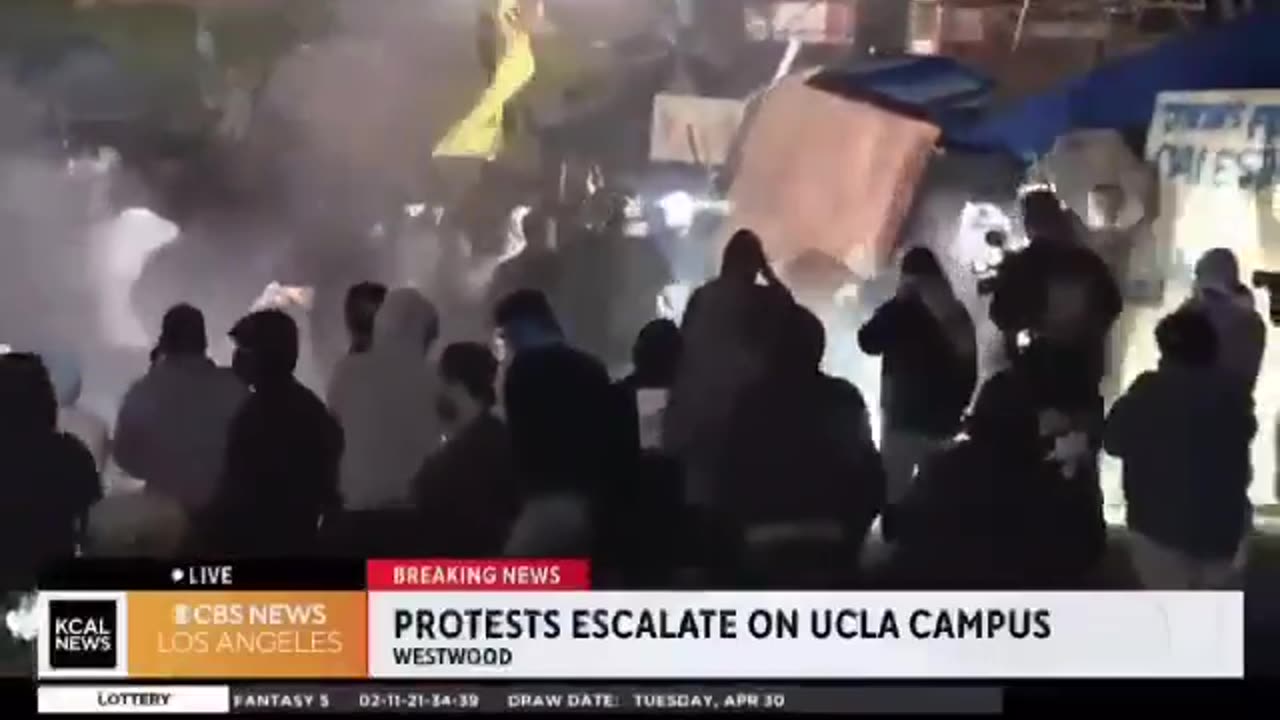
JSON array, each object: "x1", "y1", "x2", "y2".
[{"x1": 433, "y1": 0, "x2": 537, "y2": 160}]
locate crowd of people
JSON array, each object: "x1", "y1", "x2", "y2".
[{"x1": 0, "y1": 187, "x2": 1268, "y2": 593}]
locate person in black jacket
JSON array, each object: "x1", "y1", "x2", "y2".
[
  {"x1": 1106, "y1": 308, "x2": 1254, "y2": 589},
  {"x1": 202, "y1": 310, "x2": 343, "y2": 557},
  {"x1": 859, "y1": 247, "x2": 976, "y2": 507},
  {"x1": 413, "y1": 342, "x2": 520, "y2": 556},
  {"x1": 990, "y1": 189, "x2": 1123, "y2": 413},
  {"x1": 723, "y1": 304, "x2": 885, "y2": 588},
  {"x1": 0, "y1": 353, "x2": 101, "y2": 590},
  {"x1": 882, "y1": 369, "x2": 1093, "y2": 589},
  {"x1": 989, "y1": 190, "x2": 1121, "y2": 572}
]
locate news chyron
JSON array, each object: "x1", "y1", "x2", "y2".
[{"x1": 37, "y1": 561, "x2": 367, "y2": 680}]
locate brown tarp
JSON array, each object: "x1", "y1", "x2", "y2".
[{"x1": 724, "y1": 74, "x2": 941, "y2": 278}]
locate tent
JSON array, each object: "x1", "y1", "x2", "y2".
[
  {"x1": 948, "y1": 11, "x2": 1280, "y2": 158},
  {"x1": 723, "y1": 71, "x2": 940, "y2": 277}
]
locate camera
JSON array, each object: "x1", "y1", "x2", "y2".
[
  {"x1": 975, "y1": 229, "x2": 1015, "y2": 296},
  {"x1": 1253, "y1": 270, "x2": 1280, "y2": 326}
]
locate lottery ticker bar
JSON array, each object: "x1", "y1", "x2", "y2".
[{"x1": 38, "y1": 683, "x2": 1004, "y2": 714}]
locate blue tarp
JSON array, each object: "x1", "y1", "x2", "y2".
[
  {"x1": 947, "y1": 12, "x2": 1280, "y2": 158},
  {"x1": 812, "y1": 54, "x2": 994, "y2": 134}
]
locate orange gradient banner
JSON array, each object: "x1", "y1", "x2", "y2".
[{"x1": 126, "y1": 592, "x2": 366, "y2": 678}]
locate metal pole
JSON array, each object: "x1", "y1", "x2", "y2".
[{"x1": 1012, "y1": 0, "x2": 1033, "y2": 51}]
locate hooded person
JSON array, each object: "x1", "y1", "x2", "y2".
[
  {"x1": 203, "y1": 310, "x2": 343, "y2": 556},
  {"x1": 327, "y1": 288, "x2": 443, "y2": 510},
  {"x1": 1182, "y1": 248, "x2": 1266, "y2": 393},
  {"x1": 721, "y1": 305, "x2": 885, "y2": 587},
  {"x1": 0, "y1": 354, "x2": 100, "y2": 589},
  {"x1": 665, "y1": 229, "x2": 794, "y2": 506},
  {"x1": 113, "y1": 304, "x2": 249, "y2": 514},
  {"x1": 859, "y1": 247, "x2": 977, "y2": 505},
  {"x1": 41, "y1": 350, "x2": 110, "y2": 476},
  {"x1": 494, "y1": 290, "x2": 635, "y2": 559}
]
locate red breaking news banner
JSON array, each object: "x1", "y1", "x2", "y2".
[{"x1": 365, "y1": 559, "x2": 591, "y2": 591}]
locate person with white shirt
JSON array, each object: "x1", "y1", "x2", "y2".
[{"x1": 113, "y1": 304, "x2": 249, "y2": 514}]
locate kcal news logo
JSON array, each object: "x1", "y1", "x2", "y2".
[{"x1": 48, "y1": 599, "x2": 118, "y2": 670}]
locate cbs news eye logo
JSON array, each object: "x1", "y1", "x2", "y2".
[{"x1": 48, "y1": 600, "x2": 118, "y2": 670}]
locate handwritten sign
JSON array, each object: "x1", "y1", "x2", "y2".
[
  {"x1": 649, "y1": 94, "x2": 746, "y2": 166},
  {"x1": 1146, "y1": 90, "x2": 1280, "y2": 190}
]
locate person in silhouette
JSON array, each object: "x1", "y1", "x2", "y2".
[
  {"x1": 494, "y1": 290, "x2": 632, "y2": 560},
  {"x1": 722, "y1": 304, "x2": 885, "y2": 588},
  {"x1": 114, "y1": 304, "x2": 248, "y2": 515},
  {"x1": 0, "y1": 353, "x2": 100, "y2": 588},
  {"x1": 414, "y1": 342, "x2": 520, "y2": 555},
  {"x1": 205, "y1": 310, "x2": 343, "y2": 556},
  {"x1": 327, "y1": 288, "x2": 441, "y2": 511},
  {"x1": 666, "y1": 229, "x2": 793, "y2": 507},
  {"x1": 859, "y1": 247, "x2": 976, "y2": 507},
  {"x1": 1107, "y1": 307, "x2": 1254, "y2": 589}
]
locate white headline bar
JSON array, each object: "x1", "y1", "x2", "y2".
[{"x1": 367, "y1": 591, "x2": 1243, "y2": 679}]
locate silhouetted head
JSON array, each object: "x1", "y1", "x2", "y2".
[
  {"x1": 1156, "y1": 307, "x2": 1218, "y2": 369},
  {"x1": 156, "y1": 303, "x2": 207, "y2": 359},
  {"x1": 344, "y1": 282, "x2": 388, "y2": 355},
  {"x1": 1194, "y1": 248, "x2": 1245, "y2": 296},
  {"x1": 774, "y1": 304, "x2": 825, "y2": 376},
  {"x1": 492, "y1": 289, "x2": 564, "y2": 360},
  {"x1": 901, "y1": 246, "x2": 943, "y2": 279},
  {"x1": 966, "y1": 372, "x2": 1041, "y2": 453},
  {"x1": 0, "y1": 353, "x2": 57, "y2": 437},
  {"x1": 1021, "y1": 189, "x2": 1070, "y2": 243},
  {"x1": 900, "y1": 246, "x2": 945, "y2": 290},
  {"x1": 229, "y1": 309, "x2": 299, "y2": 388},
  {"x1": 437, "y1": 342, "x2": 499, "y2": 430},
  {"x1": 631, "y1": 319, "x2": 682, "y2": 387},
  {"x1": 721, "y1": 229, "x2": 768, "y2": 282}
]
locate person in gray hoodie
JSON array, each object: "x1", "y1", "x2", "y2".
[
  {"x1": 1105, "y1": 307, "x2": 1255, "y2": 589},
  {"x1": 327, "y1": 288, "x2": 442, "y2": 510},
  {"x1": 1182, "y1": 248, "x2": 1266, "y2": 394}
]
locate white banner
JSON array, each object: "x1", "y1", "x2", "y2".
[
  {"x1": 367, "y1": 591, "x2": 1243, "y2": 679},
  {"x1": 649, "y1": 94, "x2": 746, "y2": 166},
  {"x1": 1147, "y1": 89, "x2": 1280, "y2": 194},
  {"x1": 1144, "y1": 90, "x2": 1280, "y2": 510}
]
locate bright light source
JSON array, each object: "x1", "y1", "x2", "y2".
[
  {"x1": 5, "y1": 593, "x2": 38, "y2": 641},
  {"x1": 404, "y1": 203, "x2": 427, "y2": 218},
  {"x1": 658, "y1": 191, "x2": 696, "y2": 230},
  {"x1": 656, "y1": 283, "x2": 692, "y2": 322}
]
